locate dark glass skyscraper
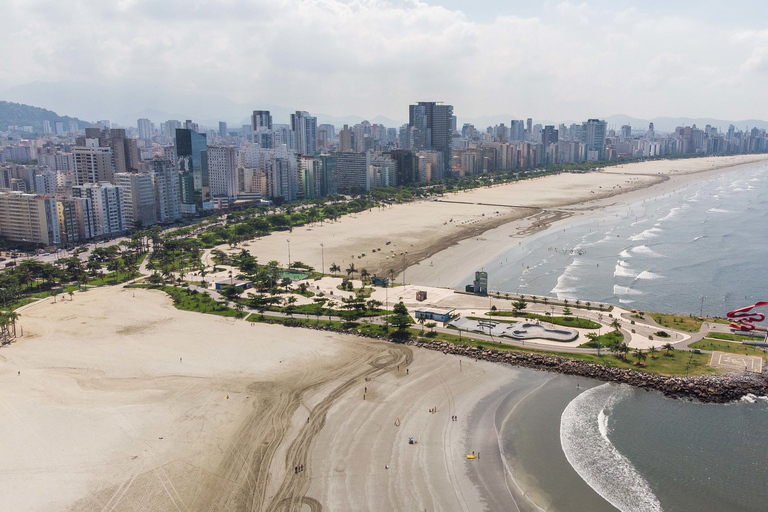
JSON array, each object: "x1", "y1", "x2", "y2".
[
  {"x1": 408, "y1": 102, "x2": 453, "y2": 179},
  {"x1": 175, "y1": 128, "x2": 209, "y2": 214}
]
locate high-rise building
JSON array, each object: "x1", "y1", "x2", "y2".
[
  {"x1": 137, "y1": 118, "x2": 153, "y2": 140},
  {"x1": 621, "y1": 125, "x2": 632, "y2": 139},
  {"x1": 408, "y1": 102, "x2": 453, "y2": 179},
  {"x1": 218, "y1": 122, "x2": 228, "y2": 138},
  {"x1": 72, "y1": 182, "x2": 127, "y2": 237},
  {"x1": 335, "y1": 152, "x2": 370, "y2": 193},
  {"x1": 339, "y1": 125, "x2": 353, "y2": 152},
  {"x1": 175, "y1": 128, "x2": 209, "y2": 214},
  {"x1": 317, "y1": 154, "x2": 338, "y2": 197},
  {"x1": 207, "y1": 146, "x2": 237, "y2": 199},
  {"x1": 291, "y1": 111, "x2": 317, "y2": 155},
  {"x1": 584, "y1": 119, "x2": 608, "y2": 160},
  {"x1": 368, "y1": 154, "x2": 397, "y2": 188},
  {"x1": 388, "y1": 149, "x2": 418, "y2": 185},
  {"x1": 149, "y1": 158, "x2": 181, "y2": 223},
  {"x1": 541, "y1": 125, "x2": 559, "y2": 147},
  {"x1": 115, "y1": 172, "x2": 158, "y2": 228},
  {"x1": 0, "y1": 191, "x2": 60, "y2": 245},
  {"x1": 34, "y1": 170, "x2": 58, "y2": 195},
  {"x1": 251, "y1": 110, "x2": 273, "y2": 148},
  {"x1": 57, "y1": 197, "x2": 95, "y2": 245},
  {"x1": 74, "y1": 140, "x2": 113, "y2": 185}
]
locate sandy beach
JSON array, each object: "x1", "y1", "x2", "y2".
[
  {"x1": 223, "y1": 154, "x2": 768, "y2": 285},
  {"x1": 0, "y1": 286, "x2": 563, "y2": 511}
]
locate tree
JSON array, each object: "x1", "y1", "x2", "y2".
[
  {"x1": 610, "y1": 318, "x2": 622, "y2": 332},
  {"x1": 329, "y1": 263, "x2": 341, "y2": 276},
  {"x1": 346, "y1": 263, "x2": 357, "y2": 278},
  {"x1": 633, "y1": 348, "x2": 647, "y2": 366},
  {"x1": 512, "y1": 298, "x2": 528, "y2": 315},
  {"x1": 418, "y1": 315, "x2": 426, "y2": 332},
  {"x1": 585, "y1": 301, "x2": 591, "y2": 310},
  {"x1": 326, "y1": 300, "x2": 337, "y2": 322},
  {"x1": 542, "y1": 297, "x2": 549, "y2": 306},
  {"x1": 563, "y1": 306, "x2": 572, "y2": 317},
  {"x1": 648, "y1": 346, "x2": 658, "y2": 360},
  {"x1": 662, "y1": 342, "x2": 675, "y2": 357},
  {"x1": 360, "y1": 268, "x2": 370, "y2": 284},
  {"x1": 618, "y1": 342, "x2": 630, "y2": 360},
  {"x1": 425, "y1": 322, "x2": 437, "y2": 334},
  {"x1": 390, "y1": 301, "x2": 413, "y2": 331},
  {"x1": 585, "y1": 332, "x2": 601, "y2": 355},
  {"x1": 598, "y1": 303, "x2": 605, "y2": 311},
  {"x1": 68, "y1": 290, "x2": 74, "y2": 301}
]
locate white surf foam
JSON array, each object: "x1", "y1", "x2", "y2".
[
  {"x1": 618, "y1": 298, "x2": 635, "y2": 304},
  {"x1": 636, "y1": 271, "x2": 664, "y2": 280},
  {"x1": 619, "y1": 249, "x2": 632, "y2": 258},
  {"x1": 614, "y1": 285, "x2": 643, "y2": 296},
  {"x1": 561, "y1": 384, "x2": 663, "y2": 512},
  {"x1": 631, "y1": 245, "x2": 662, "y2": 258},
  {"x1": 707, "y1": 208, "x2": 730, "y2": 214},
  {"x1": 614, "y1": 262, "x2": 638, "y2": 278},
  {"x1": 629, "y1": 228, "x2": 662, "y2": 242}
]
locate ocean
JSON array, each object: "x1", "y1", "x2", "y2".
[
  {"x1": 463, "y1": 162, "x2": 768, "y2": 316},
  {"x1": 470, "y1": 161, "x2": 768, "y2": 511}
]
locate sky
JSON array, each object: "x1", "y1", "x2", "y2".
[{"x1": 2, "y1": 0, "x2": 768, "y2": 126}]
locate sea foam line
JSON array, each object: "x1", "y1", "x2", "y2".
[{"x1": 560, "y1": 384, "x2": 663, "y2": 512}]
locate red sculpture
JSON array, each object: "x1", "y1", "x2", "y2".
[{"x1": 727, "y1": 301, "x2": 768, "y2": 331}]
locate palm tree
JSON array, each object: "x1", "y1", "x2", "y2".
[
  {"x1": 585, "y1": 301, "x2": 591, "y2": 310},
  {"x1": 575, "y1": 299, "x2": 581, "y2": 307},
  {"x1": 326, "y1": 300, "x2": 337, "y2": 322},
  {"x1": 610, "y1": 318, "x2": 622, "y2": 332},
  {"x1": 346, "y1": 263, "x2": 357, "y2": 278},
  {"x1": 360, "y1": 268, "x2": 370, "y2": 285},
  {"x1": 633, "y1": 348, "x2": 647, "y2": 366},
  {"x1": 662, "y1": 342, "x2": 675, "y2": 356},
  {"x1": 618, "y1": 342, "x2": 630, "y2": 360},
  {"x1": 542, "y1": 297, "x2": 549, "y2": 306},
  {"x1": 6, "y1": 311, "x2": 19, "y2": 337},
  {"x1": 418, "y1": 315, "x2": 426, "y2": 332},
  {"x1": 329, "y1": 263, "x2": 341, "y2": 276},
  {"x1": 648, "y1": 346, "x2": 658, "y2": 359}
]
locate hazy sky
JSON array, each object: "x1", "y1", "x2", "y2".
[{"x1": 2, "y1": 0, "x2": 768, "y2": 123}]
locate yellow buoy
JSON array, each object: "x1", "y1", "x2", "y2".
[{"x1": 466, "y1": 455, "x2": 475, "y2": 460}]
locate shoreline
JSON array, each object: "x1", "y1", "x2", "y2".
[{"x1": 403, "y1": 154, "x2": 768, "y2": 286}]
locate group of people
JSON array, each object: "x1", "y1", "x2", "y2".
[{"x1": 294, "y1": 464, "x2": 305, "y2": 474}]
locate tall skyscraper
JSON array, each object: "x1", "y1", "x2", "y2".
[
  {"x1": 251, "y1": 110, "x2": 274, "y2": 148},
  {"x1": 149, "y1": 158, "x2": 181, "y2": 223},
  {"x1": 74, "y1": 139, "x2": 113, "y2": 185},
  {"x1": 291, "y1": 111, "x2": 317, "y2": 155},
  {"x1": 339, "y1": 125, "x2": 353, "y2": 152},
  {"x1": 175, "y1": 128, "x2": 209, "y2": 214},
  {"x1": 137, "y1": 118, "x2": 153, "y2": 140},
  {"x1": 584, "y1": 119, "x2": 608, "y2": 160},
  {"x1": 541, "y1": 125, "x2": 559, "y2": 147},
  {"x1": 218, "y1": 122, "x2": 228, "y2": 138},
  {"x1": 408, "y1": 101, "x2": 454, "y2": 179},
  {"x1": 207, "y1": 146, "x2": 237, "y2": 199}
]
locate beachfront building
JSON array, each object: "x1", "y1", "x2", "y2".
[
  {"x1": 0, "y1": 191, "x2": 60, "y2": 245},
  {"x1": 414, "y1": 307, "x2": 455, "y2": 323},
  {"x1": 72, "y1": 182, "x2": 127, "y2": 237}
]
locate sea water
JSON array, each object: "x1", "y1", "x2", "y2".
[
  {"x1": 486, "y1": 162, "x2": 768, "y2": 510},
  {"x1": 468, "y1": 162, "x2": 768, "y2": 316}
]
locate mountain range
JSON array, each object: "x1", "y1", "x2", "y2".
[{"x1": 2, "y1": 81, "x2": 767, "y2": 134}]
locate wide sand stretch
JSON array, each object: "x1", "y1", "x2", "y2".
[
  {"x1": 0, "y1": 286, "x2": 555, "y2": 511},
  {"x1": 228, "y1": 154, "x2": 768, "y2": 284}
]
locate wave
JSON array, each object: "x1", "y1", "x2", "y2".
[
  {"x1": 619, "y1": 249, "x2": 632, "y2": 258},
  {"x1": 614, "y1": 285, "x2": 643, "y2": 296},
  {"x1": 707, "y1": 208, "x2": 730, "y2": 214},
  {"x1": 631, "y1": 245, "x2": 663, "y2": 257},
  {"x1": 618, "y1": 298, "x2": 635, "y2": 304},
  {"x1": 561, "y1": 384, "x2": 663, "y2": 512},
  {"x1": 629, "y1": 228, "x2": 662, "y2": 242},
  {"x1": 692, "y1": 235, "x2": 706, "y2": 242},
  {"x1": 636, "y1": 271, "x2": 664, "y2": 280},
  {"x1": 614, "y1": 262, "x2": 638, "y2": 278}
]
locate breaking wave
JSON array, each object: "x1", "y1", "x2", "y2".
[{"x1": 561, "y1": 384, "x2": 663, "y2": 512}]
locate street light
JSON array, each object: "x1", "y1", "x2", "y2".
[
  {"x1": 320, "y1": 243, "x2": 325, "y2": 275},
  {"x1": 287, "y1": 238, "x2": 291, "y2": 267}
]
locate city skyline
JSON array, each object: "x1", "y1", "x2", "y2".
[{"x1": 2, "y1": 1, "x2": 768, "y2": 125}]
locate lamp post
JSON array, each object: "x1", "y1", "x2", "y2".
[
  {"x1": 597, "y1": 312, "x2": 603, "y2": 356},
  {"x1": 287, "y1": 238, "x2": 291, "y2": 267},
  {"x1": 700, "y1": 295, "x2": 706, "y2": 318},
  {"x1": 320, "y1": 243, "x2": 325, "y2": 275}
]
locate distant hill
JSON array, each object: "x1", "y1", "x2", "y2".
[{"x1": 0, "y1": 100, "x2": 90, "y2": 133}]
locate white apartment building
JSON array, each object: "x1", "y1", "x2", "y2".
[{"x1": 0, "y1": 191, "x2": 60, "y2": 245}]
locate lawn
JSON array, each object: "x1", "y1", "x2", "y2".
[
  {"x1": 690, "y1": 338, "x2": 767, "y2": 357},
  {"x1": 132, "y1": 284, "x2": 243, "y2": 318},
  {"x1": 706, "y1": 331, "x2": 766, "y2": 342},
  {"x1": 483, "y1": 312, "x2": 601, "y2": 329},
  {"x1": 415, "y1": 330, "x2": 714, "y2": 376},
  {"x1": 649, "y1": 312, "x2": 703, "y2": 332}
]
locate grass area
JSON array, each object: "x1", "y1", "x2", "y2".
[
  {"x1": 0, "y1": 297, "x2": 36, "y2": 311},
  {"x1": 649, "y1": 312, "x2": 703, "y2": 332},
  {"x1": 418, "y1": 329, "x2": 714, "y2": 376},
  {"x1": 579, "y1": 330, "x2": 624, "y2": 348},
  {"x1": 707, "y1": 331, "x2": 766, "y2": 342},
  {"x1": 691, "y1": 338, "x2": 767, "y2": 357},
  {"x1": 485, "y1": 312, "x2": 601, "y2": 329},
  {"x1": 247, "y1": 313, "x2": 393, "y2": 337},
  {"x1": 132, "y1": 284, "x2": 244, "y2": 318}
]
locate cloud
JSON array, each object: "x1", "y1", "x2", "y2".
[{"x1": 0, "y1": 0, "x2": 765, "y2": 123}]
